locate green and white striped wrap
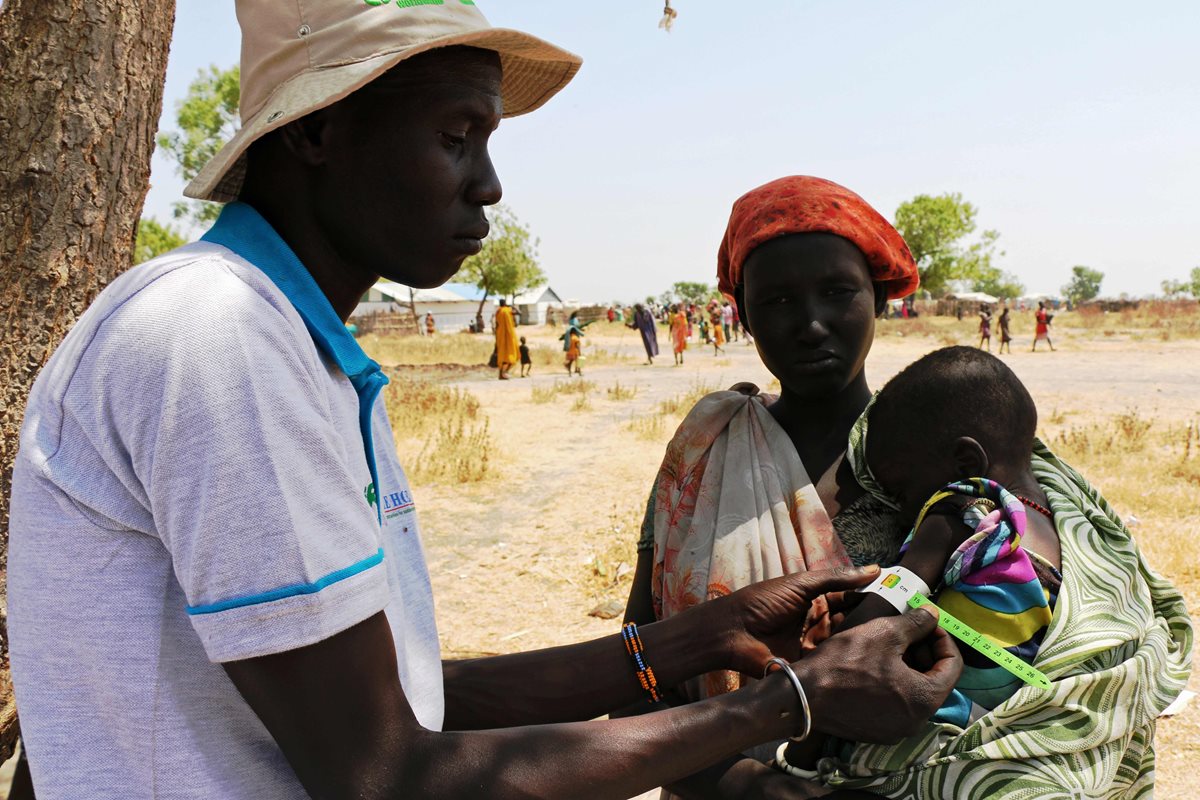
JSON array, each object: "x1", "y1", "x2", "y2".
[{"x1": 831, "y1": 426, "x2": 1193, "y2": 798}]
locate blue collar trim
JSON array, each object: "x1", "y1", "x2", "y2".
[
  {"x1": 201, "y1": 202, "x2": 383, "y2": 386},
  {"x1": 202, "y1": 202, "x2": 389, "y2": 524}
]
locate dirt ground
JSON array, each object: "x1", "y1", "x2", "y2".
[{"x1": 410, "y1": 321, "x2": 1200, "y2": 800}]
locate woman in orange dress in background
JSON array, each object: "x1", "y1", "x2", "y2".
[{"x1": 669, "y1": 304, "x2": 689, "y2": 365}]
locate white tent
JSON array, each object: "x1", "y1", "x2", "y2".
[{"x1": 949, "y1": 291, "x2": 999, "y2": 304}]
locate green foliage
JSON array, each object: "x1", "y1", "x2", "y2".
[
  {"x1": 456, "y1": 205, "x2": 544, "y2": 309},
  {"x1": 894, "y1": 193, "x2": 1002, "y2": 296},
  {"x1": 1063, "y1": 265, "x2": 1105, "y2": 304},
  {"x1": 133, "y1": 217, "x2": 187, "y2": 264},
  {"x1": 157, "y1": 64, "x2": 240, "y2": 228},
  {"x1": 671, "y1": 281, "x2": 715, "y2": 304},
  {"x1": 972, "y1": 263, "x2": 1025, "y2": 299},
  {"x1": 1161, "y1": 267, "x2": 1200, "y2": 298}
]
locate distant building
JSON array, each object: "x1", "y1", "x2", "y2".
[
  {"x1": 352, "y1": 281, "x2": 494, "y2": 333},
  {"x1": 512, "y1": 286, "x2": 564, "y2": 325}
]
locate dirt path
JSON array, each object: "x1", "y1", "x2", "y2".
[{"x1": 406, "y1": 323, "x2": 1199, "y2": 798}]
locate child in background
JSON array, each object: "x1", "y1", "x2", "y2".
[
  {"x1": 563, "y1": 326, "x2": 583, "y2": 376},
  {"x1": 778, "y1": 347, "x2": 1189, "y2": 797},
  {"x1": 519, "y1": 336, "x2": 532, "y2": 377}
]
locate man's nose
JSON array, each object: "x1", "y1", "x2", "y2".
[{"x1": 469, "y1": 149, "x2": 503, "y2": 206}]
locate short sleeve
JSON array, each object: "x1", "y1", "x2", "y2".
[
  {"x1": 63, "y1": 263, "x2": 389, "y2": 662},
  {"x1": 636, "y1": 478, "x2": 658, "y2": 553}
]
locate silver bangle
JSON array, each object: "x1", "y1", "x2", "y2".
[
  {"x1": 774, "y1": 740, "x2": 816, "y2": 779},
  {"x1": 764, "y1": 656, "x2": 812, "y2": 742}
]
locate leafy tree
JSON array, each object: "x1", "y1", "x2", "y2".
[
  {"x1": 1161, "y1": 267, "x2": 1200, "y2": 298},
  {"x1": 1062, "y1": 265, "x2": 1104, "y2": 304},
  {"x1": 133, "y1": 217, "x2": 188, "y2": 264},
  {"x1": 672, "y1": 281, "x2": 714, "y2": 304},
  {"x1": 457, "y1": 204, "x2": 544, "y2": 318},
  {"x1": 157, "y1": 64, "x2": 240, "y2": 228},
  {"x1": 893, "y1": 193, "x2": 1002, "y2": 296},
  {"x1": 972, "y1": 264, "x2": 1024, "y2": 300}
]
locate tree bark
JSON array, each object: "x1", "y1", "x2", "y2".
[{"x1": 0, "y1": 0, "x2": 176, "y2": 761}]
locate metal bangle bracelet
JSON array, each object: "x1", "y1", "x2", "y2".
[{"x1": 764, "y1": 656, "x2": 812, "y2": 742}]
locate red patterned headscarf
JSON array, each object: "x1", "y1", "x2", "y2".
[{"x1": 717, "y1": 176, "x2": 919, "y2": 300}]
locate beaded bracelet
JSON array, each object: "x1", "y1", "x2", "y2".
[
  {"x1": 764, "y1": 657, "x2": 812, "y2": 742},
  {"x1": 621, "y1": 622, "x2": 662, "y2": 703}
]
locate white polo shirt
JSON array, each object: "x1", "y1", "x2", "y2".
[{"x1": 9, "y1": 202, "x2": 443, "y2": 799}]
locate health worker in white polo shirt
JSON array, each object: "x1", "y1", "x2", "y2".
[{"x1": 7, "y1": 3, "x2": 962, "y2": 798}]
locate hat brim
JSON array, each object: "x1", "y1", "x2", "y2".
[{"x1": 185, "y1": 28, "x2": 581, "y2": 203}]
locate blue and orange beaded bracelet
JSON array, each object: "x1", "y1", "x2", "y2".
[{"x1": 621, "y1": 622, "x2": 663, "y2": 703}]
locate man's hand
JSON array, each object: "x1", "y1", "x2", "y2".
[
  {"x1": 796, "y1": 606, "x2": 961, "y2": 744},
  {"x1": 697, "y1": 565, "x2": 881, "y2": 677}
]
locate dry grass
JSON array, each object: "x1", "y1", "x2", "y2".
[
  {"x1": 1045, "y1": 409, "x2": 1200, "y2": 584},
  {"x1": 581, "y1": 506, "x2": 645, "y2": 602},
  {"x1": 626, "y1": 413, "x2": 666, "y2": 441},
  {"x1": 363, "y1": 331, "x2": 493, "y2": 365},
  {"x1": 657, "y1": 378, "x2": 718, "y2": 416},
  {"x1": 383, "y1": 376, "x2": 495, "y2": 484},
  {"x1": 607, "y1": 380, "x2": 639, "y2": 401}
]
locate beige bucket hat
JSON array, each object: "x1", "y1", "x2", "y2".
[{"x1": 185, "y1": 0, "x2": 582, "y2": 203}]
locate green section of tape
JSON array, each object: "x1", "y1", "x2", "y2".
[{"x1": 908, "y1": 593, "x2": 1051, "y2": 689}]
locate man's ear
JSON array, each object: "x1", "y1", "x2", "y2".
[
  {"x1": 952, "y1": 436, "x2": 989, "y2": 479},
  {"x1": 276, "y1": 108, "x2": 336, "y2": 167},
  {"x1": 734, "y1": 285, "x2": 751, "y2": 336}
]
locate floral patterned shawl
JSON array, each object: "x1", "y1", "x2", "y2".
[{"x1": 650, "y1": 390, "x2": 851, "y2": 697}]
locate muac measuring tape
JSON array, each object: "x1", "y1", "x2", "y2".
[{"x1": 859, "y1": 566, "x2": 1051, "y2": 690}]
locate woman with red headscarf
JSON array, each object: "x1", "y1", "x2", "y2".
[
  {"x1": 623, "y1": 177, "x2": 1188, "y2": 799},
  {"x1": 622, "y1": 176, "x2": 920, "y2": 798}
]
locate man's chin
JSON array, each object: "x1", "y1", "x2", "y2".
[{"x1": 383, "y1": 256, "x2": 467, "y2": 290}]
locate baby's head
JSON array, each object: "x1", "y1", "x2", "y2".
[{"x1": 866, "y1": 346, "x2": 1037, "y2": 518}]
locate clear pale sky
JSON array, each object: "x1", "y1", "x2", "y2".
[{"x1": 142, "y1": 1, "x2": 1200, "y2": 302}]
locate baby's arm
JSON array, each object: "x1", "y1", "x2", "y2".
[
  {"x1": 784, "y1": 513, "x2": 969, "y2": 769},
  {"x1": 835, "y1": 512, "x2": 968, "y2": 633}
]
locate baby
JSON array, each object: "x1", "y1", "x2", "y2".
[
  {"x1": 784, "y1": 346, "x2": 1063, "y2": 768},
  {"x1": 856, "y1": 345, "x2": 1061, "y2": 721}
]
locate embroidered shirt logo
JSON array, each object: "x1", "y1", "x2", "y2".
[
  {"x1": 363, "y1": 0, "x2": 475, "y2": 7},
  {"x1": 364, "y1": 482, "x2": 378, "y2": 508}
]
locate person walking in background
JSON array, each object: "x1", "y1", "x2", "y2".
[
  {"x1": 494, "y1": 298, "x2": 519, "y2": 380},
  {"x1": 519, "y1": 336, "x2": 532, "y2": 377},
  {"x1": 999, "y1": 304, "x2": 1013, "y2": 354},
  {"x1": 669, "y1": 303, "x2": 688, "y2": 365},
  {"x1": 708, "y1": 302, "x2": 725, "y2": 355},
  {"x1": 563, "y1": 322, "x2": 584, "y2": 375},
  {"x1": 1032, "y1": 300, "x2": 1056, "y2": 352},
  {"x1": 425, "y1": 311, "x2": 436, "y2": 337},
  {"x1": 629, "y1": 303, "x2": 659, "y2": 365},
  {"x1": 978, "y1": 304, "x2": 992, "y2": 351},
  {"x1": 720, "y1": 300, "x2": 734, "y2": 343}
]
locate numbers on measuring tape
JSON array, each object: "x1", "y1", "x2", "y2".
[{"x1": 908, "y1": 593, "x2": 1051, "y2": 689}]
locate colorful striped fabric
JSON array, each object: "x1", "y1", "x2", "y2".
[
  {"x1": 837, "y1": 413, "x2": 1194, "y2": 798},
  {"x1": 904, "y1": 478, "x2": 1057, "y2": 724}
]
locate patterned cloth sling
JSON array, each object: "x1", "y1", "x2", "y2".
[
  {"x1": 831, "y1": 410, "x2": 1194, "y2": 799},
  {"x1": 903, "y1": 478, "x2": 1058, "y2": 727}
]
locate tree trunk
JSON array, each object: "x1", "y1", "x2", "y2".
[
  {"x1": 0, "y1": 0, "x2": 176, "y2": 761},
  {"x1": 406, "y1": 286, "x2": 419, "y2": 329}
]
